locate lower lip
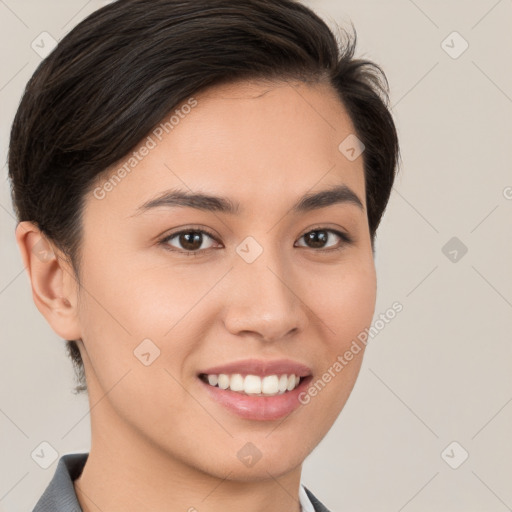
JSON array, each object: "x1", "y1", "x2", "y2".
[{"x1": 198, "y1": 375, "x2": 312, "y2": 421}]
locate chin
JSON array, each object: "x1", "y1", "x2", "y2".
[{"x1": 201, "y1": 436, "x2": 311, "y2": 481}]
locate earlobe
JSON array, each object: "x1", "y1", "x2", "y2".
[{"x1": 15, "y1": 221, "x2": 82, "y2": 340}]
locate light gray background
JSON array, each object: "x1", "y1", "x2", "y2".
[{"x1": 1, "y1": 1, "x2": 511, "y2": 511}]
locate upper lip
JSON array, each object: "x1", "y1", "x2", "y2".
[{"x1": 198, "y1": 358, "x2": 312, "y2": 377}]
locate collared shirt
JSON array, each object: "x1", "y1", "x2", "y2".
[{"x1": 31, "y1": 453, "x2": 331, "y2": 512}]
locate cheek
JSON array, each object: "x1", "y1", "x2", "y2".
[
  {"x1": 336, "y1": 265, "x2": 377, "y2": 339},
  {"x1": 298, "y1": 256, "x2": 376, "y2": 421},
  {"x1": 76, "y1": 254, "x2": 212, "y2": 431},
  {"x1": 79, "y1": 242, "x2": 216, "y2": 337},
  {"x1": 305, "y1": 255, "x2": 377, "y2": 347},
  {"x1": 76, "y1": 249, "x2": 210, "y2": 389}
]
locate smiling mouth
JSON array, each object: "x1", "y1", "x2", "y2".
[{"x1": 198, "y1": 372, "x2": 304, "y2": 396}]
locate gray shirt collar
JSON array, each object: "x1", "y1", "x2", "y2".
[{"x1": 32, "y1": 452, "x2": 87, "y2": 512}]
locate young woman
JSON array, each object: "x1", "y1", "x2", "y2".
[{"x1": 9, "y1": 0, "x2": 399, "y2": 510}]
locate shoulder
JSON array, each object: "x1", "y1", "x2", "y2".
[{"x1": 31, "y1": 452, "x2": 88, "y2": 512}]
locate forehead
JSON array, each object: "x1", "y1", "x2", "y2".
[{"x1": 86, "y1": 79, "x2": 365, "y2": 220}]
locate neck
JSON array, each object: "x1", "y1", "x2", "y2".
[{"x1": 73, "y1": 389, "x2": 304, "y2": 512}]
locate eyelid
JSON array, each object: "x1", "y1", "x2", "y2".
[
  {"x1": 294, "y1": 226, "x2": 353, "y2": 250},
  {"x1": 299, "y1": 223, "x2": 352, "y2": 240},
  {"x1": 162, "y1": 225, "x2": 219, "y2": 241},
  {"x1": 158, "y1": 226, "x2": 221, "y2": 256}
]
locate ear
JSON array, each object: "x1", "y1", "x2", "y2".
[{"x1": 15, "y1": 221, "x2": 82, "y2": 341}]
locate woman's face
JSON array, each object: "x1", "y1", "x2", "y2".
[{"x1": 72, "y1": 79, "x2": 376, "y2": 479}]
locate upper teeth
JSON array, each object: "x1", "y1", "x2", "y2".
[{"x1": 205, "y1": 373, "x2": 301, "y2": 395}]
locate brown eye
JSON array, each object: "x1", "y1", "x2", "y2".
[
  {"x1": 160, "y1": 229, "x2": 219, "y2": 254},
  {"x1": 295, "y1": 228, "x2": 352, "y2": 251}
]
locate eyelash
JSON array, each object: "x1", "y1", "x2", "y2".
[{"x1": 158, "y1": 226, "x2": 353, "y2": 257}]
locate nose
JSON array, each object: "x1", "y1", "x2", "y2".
[{"x1": 222, "y1": 246, "x2": 308, "y2": 342}]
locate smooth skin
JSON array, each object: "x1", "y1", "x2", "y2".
[{"x1": 16, "y1": 79, "x2": 377, "y2": 512}]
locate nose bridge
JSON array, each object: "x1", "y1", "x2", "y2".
[{"x1": 223, "y1": 236, "x2": 305, "y2": 340}]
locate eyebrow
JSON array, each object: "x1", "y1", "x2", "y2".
[{"x1": 132, "y1": 183, "x2": 364, "y2": 217}]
